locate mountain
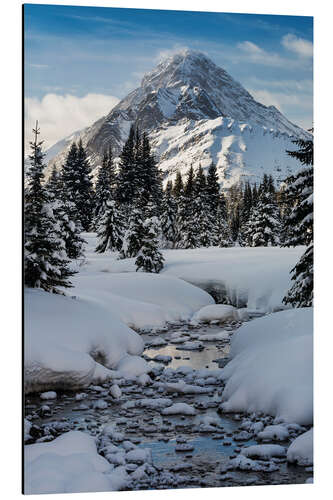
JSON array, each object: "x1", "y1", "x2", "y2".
[{"x1": 46, "y1": 49, "x2": 311, "y2": 188}]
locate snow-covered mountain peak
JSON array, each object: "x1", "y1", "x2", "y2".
[
  {"x1": 141, "y1": 49, "x2": 215, "y2": 89},
  {"x1": 45, "y1": 51, "x2": 311, "y2": 189}
]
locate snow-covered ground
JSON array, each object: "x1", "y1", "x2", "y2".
[
  {"x1": 76, "y1": 233, "x2": 304, "y2": 314},
  {"x1": 220, "y1": 308, "x2": 313, "y2": 426},
  {"x1": 25, "y1": 233, "x2": 313, "y2": 493}
]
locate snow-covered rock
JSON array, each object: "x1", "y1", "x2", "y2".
[
  {"x1": 229, "y1": 454, "x2": 279, "y2": 472},
  {"x1": 241, "y1": 444, "x2": 286, "y2": 460},
  {"x1": 40, "y1": 391, "x2": 57, "y2": 400},
  {"x1": 287, "y1": 429, "x2": 313, "y2": 466},
  {"x1": 24, "y1": 431, "x2": 129, "y2": 494},
  {"x1": 164, "y1": 381, "x2": 211, "y2": 394},
  {"x1": 257, "y1": 424, "x2": 290, "y2": 442},
  {"x1": 193, "y1": 304, "x2": 237, "y2": 323},
  {"x1": 221, "y1": 308, "x2": 313, "y2": 425},
  {"x1": 116, "y1": 355, "x2": 150, "y2": 378},
  {"x1": 198, "y1": 331, "x2": 229, "y2": 342},
  {"x1": 93, "y1": 399, "x2": 108, "y2": 410},
  {"x1": 161, "y1": 403, "x2": 196, "y2": 416},
  {"x1": 110, "y1": 384, "x2": 122, "y2": 399},
  {"x1": 24, "y1": 289, "x2": 145, "y2": 393}
]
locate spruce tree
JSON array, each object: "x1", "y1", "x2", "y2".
[
  {"x1": 227, "y1": 183, "x2": 243, "y2": 242},
  {"x1": 175, "y1": 166, "x2": 197, "y2": 248},
  {"x1": 137, "y1": 132, "x2": 163, "y2": 214},
  {"x1": 135, "y1": 216, "x2": 164, "y2": 273},
  {"x1": 217, "y1": 196, "x2": 233, "y2": 247},
  {"x1": 115, "y1": 125, "x2": 136, "y2": 209},
  {"x1": 61, "y1": 142, "x2": 82, "y2": 230},
  {"x1": 206, "y1": 162, "x2": 220, "y2": 216},
  {"x1": 238, "y1": 181, "x2": 253, "y2": 246},
  {"x1": 76, "y1": 139, "x2": 94, "y2": 231},
  {"x1": 173, "y1": 170, "x2": 184, "y2": 198},
  {"x1": 46, "y1": 164, "x2": 85, "y2": 260},
  {"x1": 282, "y1": 139, "x2": 313, "y2": 307},
  {"x1": 241, "y1": 187, "x2": 281, "y2": 247},
  {"x1": 24, "y1": 122, "x2": 74, "y2": 292},
  {"x1": 160, "y1": 181, "x2": 177, "y2": 248},
  {"x1": 95, "y1": 200, "x2": 124, "y2": 253},
  {"x1": 119, "y1": 202, "x2": 145, "y2": 259},
  {"x1": 193, "y1": 165, "x2": 217, "y2": 247},
  {"x1": 46, "y1": 164, "x2": 63, "y2": 199},
  {"x1": 93, "y1": 148, "x2": 115, "y2": 227}
]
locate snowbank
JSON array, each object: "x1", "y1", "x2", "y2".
[
  {"x1": 24, "y1": 289, "x2": 145, "y2": 393},
  {"x1": 71, "y1": 272, "x2": 213, "y2": 330},
  {"x1": 287, "y1": 429, "x2": 313, "y2": 466},
  {"x1": 69, "y1": 235, "x2": 213, "y2": 329},
  {"x1": 221, "y1": 308, "x2": 313, "y2": 425},
  {"x1": 24, "y1": 431, "x2": 129, "y2": 494},
  {"x1": 162, "y1": 246, "x2": 305, "y2": 312}
]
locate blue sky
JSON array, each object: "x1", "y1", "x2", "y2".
[{"x1": 24, "y1": 4, "x2": 313, "y2": 148}]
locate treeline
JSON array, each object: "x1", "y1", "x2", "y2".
[{"x1": 24, "y1": 121, "x2": 313, "y2": 307}]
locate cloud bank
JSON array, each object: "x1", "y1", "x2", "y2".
[
  {"x1": 281, "y1": 34, "x2": 313, "y2": 58},
  {"x1": 25, "y1": 93, "x2": 119, "y2": 153}
]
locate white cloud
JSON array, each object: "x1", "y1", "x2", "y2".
[
  {"x1": 24, "y1": 93, "x2": 119, "y2": 153},
  {"x1": 237, "y1": 41, "x2": 264, "y2": 56},
  {"x1": 248, "y1": 87, "x2": 313, "y2": 129},
  {"x1": 248, "y1": 89, "x2": 283, "y2": 111},
  {"x1": 237, "y1": 41, "x2": 286, "y2": 67},
  {"x1": 155, "y1": 45, "x2": 191, "y2": 63},
  {"x1": 249, "y1": 87, "x2": 312, "y2": 110},
  {"x1": 281, "y1": 34, "x2": 313, "y2": 58}
]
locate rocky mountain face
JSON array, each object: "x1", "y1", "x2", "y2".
[{"x1": 46, "y1": 49, "x2": 311, "y2": 187}]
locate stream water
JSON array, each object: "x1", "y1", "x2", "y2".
[{"x1": 24, "y1": 321, "x2": 312, "y2": 490}]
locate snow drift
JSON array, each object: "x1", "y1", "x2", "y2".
[
  {"x1": 83, "y1": 233, "x2": 305, "y2": 313},
  {"x1": 220, "y1": 308, "x2": 313, "y2": 425},
  {"x1": 287, "y1": 428, "x2": 313, "y2": 466},
  {"x1": 24, "y1": 288, "x2": 145, "y2": 393},
  {"x1": 24, "y1": 431, "x2": 128, "y2": 494},
  {"x1": 69, "y1": 233, "x2": 214, "y2": 329},
  {"x1": 162, "y1": 246, "x2": 305, "y2": 312}
]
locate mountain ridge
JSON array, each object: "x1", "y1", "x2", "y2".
[{"x1": 45, "y1": 49, "x2": 311, "y2": 188}]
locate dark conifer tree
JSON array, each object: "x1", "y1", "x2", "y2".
[
  {"x1": 46, "y1": 164, "x2": 63, "y2": 199},
  {"x1": 282, "y1": 139, "x2": 313, "y2": 307},
  {"x1": 238, "y1": 181, "x2": 253, "y2": 246},
  {"x1": 160, "y1": 181, "x2": 177, "y2": 248},
  {"x1": 93, "y1": 148, "x2": 114, "y2": 226},
  {"x1": 217, "y1": 193, "x2": 233, "y2": 247},
  {"x1": 194, "y1": 165, "x2": 217, "y2": 247},
  {"x1": 47, "y1": 164, "x2": 85, "y2": 260},
  {"x1": 95, "y1": 200, "x2": 124, "y2": 253},
  {"x1": 119, "y1": 201, "x2": 145, "y2": 259},
  {"x1": 172, "y1": 170, "x2": 184, "y2": 198},
  {"x1": 241, "y1": 186, "x2": 281, "y2": 247},
  {"x1": 206, "y1": 162, "x2": 220, "y2": 216},
  {"x1": 115, "y1": 125, "x2": 136, "y2": 209},
  {"x1": 24, "y1": 122, "x2": 74, "y2": 292},
  {"x1": 252, "y1": 183, "x2": 259, "y2": 207},
  {"x1": 175, "y1": 166, "x2": 197, "y2": 248},
  {"x1": 135, "y1": 216, "x2": 164, "y2": 273},
  {"x1": 227, "y1": 183, "x2": 243, "y2": 242},
  {"x1": 75, "y1": 139, "x2": 94, "y2": 231},
  {"x1": 138, "y1": 132, "x2": 163, "y2": 215}
]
